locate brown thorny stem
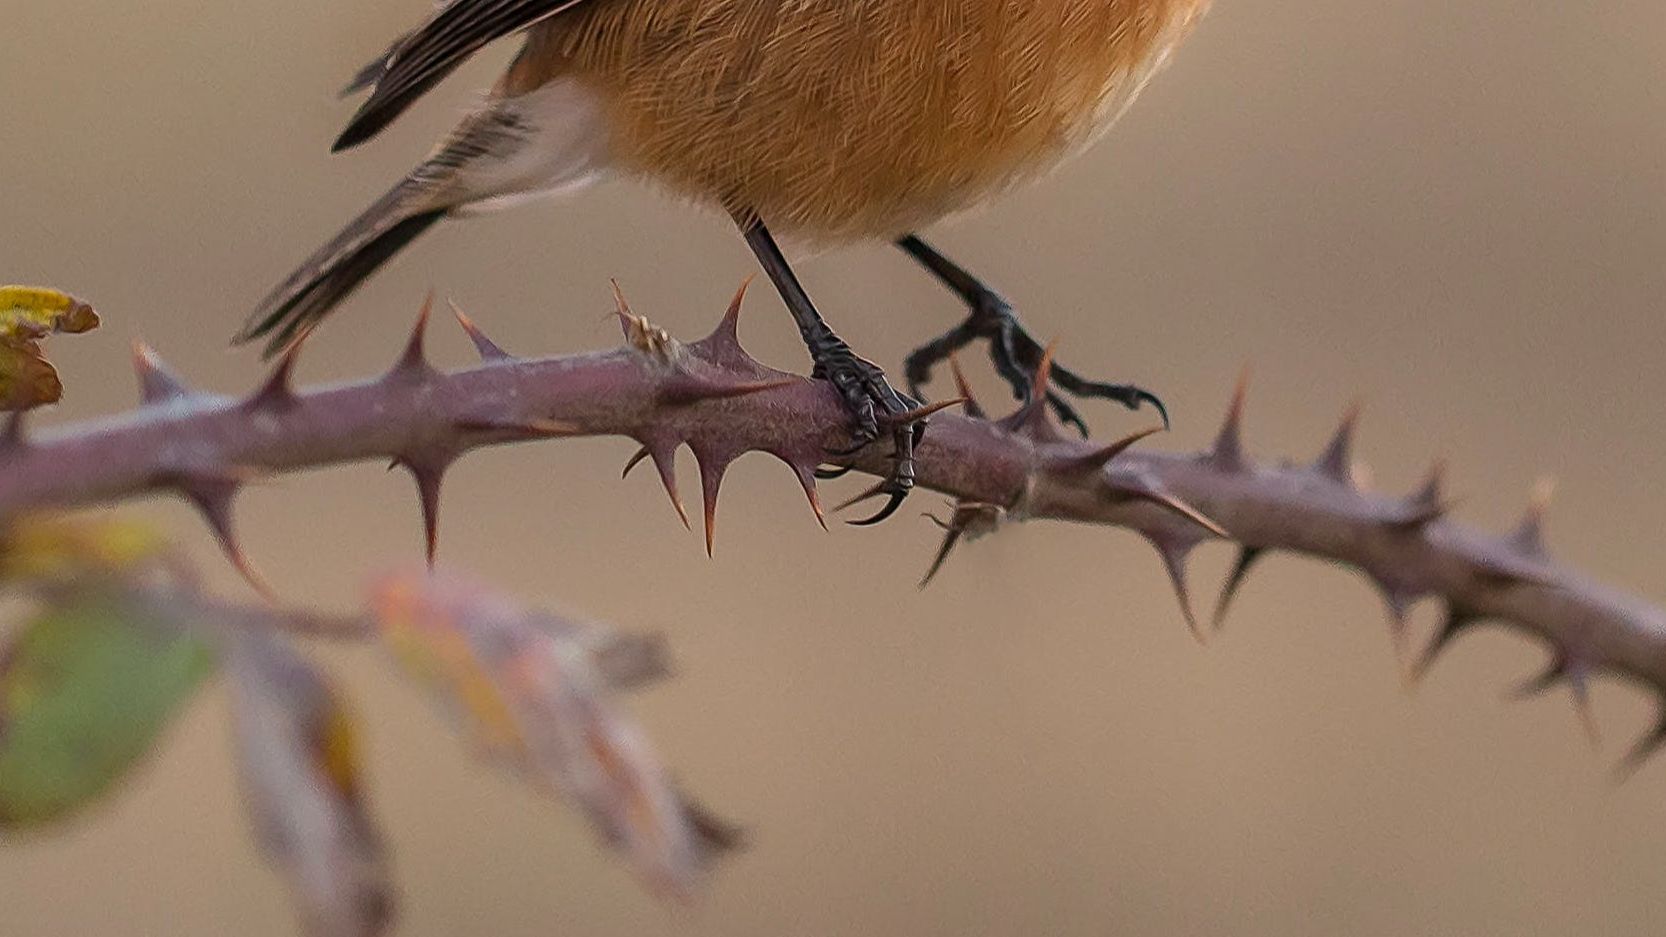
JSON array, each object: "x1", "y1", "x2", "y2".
[{"x1": 3, "y1": 285, "x2": 1665, "y2": 770}]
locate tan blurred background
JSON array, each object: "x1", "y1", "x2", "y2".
[{"x1": 6, "y1": 1, "x2": 1666, "y2": 934}]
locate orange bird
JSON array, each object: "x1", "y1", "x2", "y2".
[{"x1": 240, "y1": 0, "x2": 1210, "y2": 520}]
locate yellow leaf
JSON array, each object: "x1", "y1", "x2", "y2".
[
  {"x1": 0, "y1": 286, "x2": 100, "y2": 341},
  {"x1": 0, "y1": 286, "x2": 99, "y2": 411},
  {"x1": 0, "y1": 515, "x2": 173, "y2": 583}
]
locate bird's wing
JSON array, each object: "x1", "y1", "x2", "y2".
[{"x1": 333, "y1": 0, "x2": 589, "y2": 152}]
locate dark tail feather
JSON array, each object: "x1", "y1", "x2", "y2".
[{"x1": 236, "y1": 193, "x2": 446, "y2": 358}]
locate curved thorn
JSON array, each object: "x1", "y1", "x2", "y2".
[
  {"x1": 695, "y1": 453, "x2": 726, "y2": 555},
  {"x1": 244, "y1": 328, "x2": 311, "y2": 413},
  {"x1": 1206, "y1": 368, "x2": 1251, "y2": 472},
  {"x1": 1211, "y1": 546, "x2": 1266, "y2": 631},
  {"x1": 1410, "y1": 608, "x2": 1478, "y2": 685},
  {"x1": 1032, "y1": 340, "x2": 1058, "y2": 401},
  {"x1": 1055, "y1": 426, "x2": 1165, "y2": 474},
  {"x1": 179, "y1": 474, "x2": 274, "y2": 601},
  {"x1": 622, "y1": 446, "x2": 651, "y2": 479},
  {"x1": 1509, "y1": 476, "x2": 1556, "y2": 557},
  {"x1": 920, "y1": 525, "x2": 964, "y2": 587},
  {"x1": 946, "y1": 353, "x2": 985, "y2": 420},
  {"x1": 388, "y1": 291, "x2": 436, "y2": 379},
  {"x1": 1616, "y1": 715, "x2": 1666, "y2": 781},
  {"x1": 1151, "y1": 537, "x2": 1204, "y2": 644},
  {"x1": 132, "y1": 340, "x2": 193, "y2": 404},
  {"x1": 455, "y1": 417, "x2": 577, "y2": 440},
  {"x1": 877, "y1": 396, "x2": 968, "y2": 426},
  {"x1": 449, "y1": 299, "x2": 512, "y2": 361},
  {"x1": 790, "y1": 463, "x2": 828, "y2": 531},
  {"x1": 815, "y1": 464, "x2": 855, "y2": 480},
  {"x1": 1313, "y1": 400, "x2": 1362, "y2": 484},
  {"x1": 701, "y1": 274, "x2": 753, "y2": 349},
  {"x1": 391, "y1": 454, "x2": 448, "y2": 567},
  {"x1": 1115, "y1": 481, "x2": 1228, "y2": 538}
]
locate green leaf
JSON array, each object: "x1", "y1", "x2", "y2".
[{"x1": 0, "y1": 587, "x2": 213, "y2": 829}]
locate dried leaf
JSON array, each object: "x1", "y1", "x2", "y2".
[
  {"x1": 0, "y1": 585, "x2": 213, "y2": 828},
  {"x1": 0, "y1": 286, "x2": 99, "y2": 412},
  {"x1": 370, "y1": 570, "x2": 729, "y2": 899},
  {"x1": 225, "y1": 626, "x2": 391, "y2": 937}
]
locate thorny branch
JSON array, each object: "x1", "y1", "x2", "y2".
[{"x1": 3, "y1": 284, "x2": 1665, "y2": 767}]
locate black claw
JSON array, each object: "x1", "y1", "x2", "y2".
[
  {"x1": 896, "y1": 235, "x2": 1171, "y2": 436},
  {"x1": 848, "y1": 488, "x2": 909, "y2": 526},
  {"x1": 815, "y1": 464, "x2": 856, "y2": 480}
]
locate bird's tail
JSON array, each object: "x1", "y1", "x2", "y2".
[{"x1": 235, "y1": 183, "x2": 445, "y2": 358}]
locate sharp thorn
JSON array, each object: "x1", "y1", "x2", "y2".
[
  {"x1": 1508, "y1": 655, "x2": 1601, "y2": 748},
  {"x1": 1508, "y1": 476, "x2": 1556, "y2": 558},
  {"x1": 694, "y1": 452, "x2": 727, "y2": 555},
  {"x1": 661, "y1": 375, "x2": 797, "y2": 405},
  {"x1": 1313, "y1": 400, "x2": 1361, "y2": 485},
  {"x1": 1616, "y1": 714, "x2": 1666, "y2": 781},
  {"x1": 1205, "y1": 368, "x2": 1251, "y2": 473},
  {"x1": 1112, "y1": 477, "x2": 1228, "y2": 538},
  {"x1": 1211, "y1": 546, "x2": 1266, "y2": 631},
  {"x1": 920, "y1": 524, "x2": 964, "y2": 588},
  {"x1": 455, "y1": 416, "x2": 577, "y2": 440},
  {"x1": 131, "y1": 340, "x2": 194, "y2": 404},
  {"x1": 946, "y1": 353, "x2": 985, "y2": 420},
  {"x1": 243, "y1": 329, "x2": 310, "y2": 413},
  {"x1": 449, "y1": 299, "x2": 513, "y2": 361},
  {"x1": 1054, "y1": 426, "x2": 1164, "y2": 474},
  {"x1": 878, "y1": 396, "x2": 968, "y2": 425},
  {"x1": 388, "y1": 291, "x2": 436, "y2": 379},
  {"x1": 790, "y1": 462, "x2": 828, "y2": 531},
  {"x1": 701, "y1": 275, "x2": 753, "y2": 349},
  {"x1": 392, "y1": 454, "x2": 450, "y2": 567},
  {"x1": 1385, "y1": 460, "x2": 1452, "y2": 530},
  {"x1": 1151, "y1": 536, "x2": 1204, "y2": 644},
  {"x1": 178, "y1": 473, "x2": 274, "y2": 600},
  {"x1": 1032, "y1": 340, "x2": 1058, "y2": 402},
  {"x1": 1410, "y1": 607, "x2": 1478, "y2": 685},
  {"x1": 622, "y1": 446, "x2": 651, "y2": 479},
  {"x1": 654, "y1": 447, "x2": 692, "y2": 532}
]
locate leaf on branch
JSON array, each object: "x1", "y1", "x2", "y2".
[
  {"x1": 370, "y1": 569, "x2": 736, "y2": 900},
  {"x1": 0, "y1": 286, "x2": 99, "y2": 411},
  {"x1": 0, "y1": 584, "x2": 213, "y2": 828},
  {"x1": 225, "y1": 625, "x2": 392, "y2": 937}
]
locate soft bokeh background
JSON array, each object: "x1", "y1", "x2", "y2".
[{"x1": 6, "y1": 1, "x2": 1666, "y2": 934}]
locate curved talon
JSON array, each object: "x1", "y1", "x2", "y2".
[
  {"x1": 848, "y1": 488, "x2": 908, "y2": 526},
  {"x1": 1134, "y1": 389, "x2": 1171, "y2": 430},
  {"x1": 815, "y1": 464, "x2": 856, "y2": 480}
]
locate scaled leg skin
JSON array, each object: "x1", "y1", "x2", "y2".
[
  {"x1": 896, "y1": 234, "x2": 1168, "y2": 436},
  {"x1": 738, "y1": 215, "x2": 925, "y2": 525}
]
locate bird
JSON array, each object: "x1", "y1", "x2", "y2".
[{"x1": 239, "y1": 0, "x2": 1210, "y2": 522}]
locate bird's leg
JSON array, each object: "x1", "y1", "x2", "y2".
[
  {"x1": 896, "y1": 234, "x2": 1168, "y2": 436},
  {"x1": 739, "y1": 215, "x2": 924, "y2": 525}
]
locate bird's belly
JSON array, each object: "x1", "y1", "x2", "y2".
[{"x1": 546, "y1": 0, "x2": 1207, "y2": 240}]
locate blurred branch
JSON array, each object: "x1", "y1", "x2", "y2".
[{"x1": 3, "y1": 286, "x2": 1664, "y2": 765}]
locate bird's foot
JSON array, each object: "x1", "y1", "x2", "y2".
[
  {"x1": 811, "y1": 338, "x2": 927, "y2": 525},
  {"x1": 903, "y1": 289, "x2": 1167, "y2": 437}
]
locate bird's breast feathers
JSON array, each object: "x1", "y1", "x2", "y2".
[{"x1": 503, "y1": 0, "x2": 1208, "y2": 239}]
